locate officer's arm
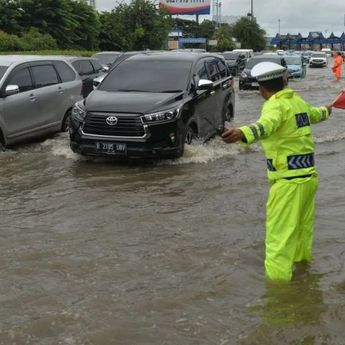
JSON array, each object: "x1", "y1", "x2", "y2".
[
  {"x1": 238, "y1": 102, "x2": 284, "y2": 145},
  {"x1": 308, "y1": 105, "x2": 331, "y2": 123}
]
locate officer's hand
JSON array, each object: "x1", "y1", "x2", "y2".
[
  {"x1": 326, "y1": 105, "x2": 332, "y2": 115},
  {"x1": 221, "y1": 127, "x2": 244, "y2": 143}
]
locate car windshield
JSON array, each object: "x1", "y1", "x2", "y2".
[
  {"x1": 245, "y1": 58, "x2": 282, "y2": 69},
  {"x1": 222, "y1": 53, "x2": 239, "y2": 60},
  {"x1": 284, "y1": 56, "x2": 302, "y2": 65},
  {"x1": 312, "y1": 53, "x2": 326, "y2": 58},
  {"x1": 0, "y1": 66, "x2": 8, "y2": 81},
  {"x1": 94, "y1": 53, "x2": 122, "y2": 65},
  {"x1": 99, "y1": 59, "x2": 192, "y2": 93}
]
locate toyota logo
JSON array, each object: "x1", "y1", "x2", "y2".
[{"x1": 106, "y1": 116, "x2": 118, "y2": 126}]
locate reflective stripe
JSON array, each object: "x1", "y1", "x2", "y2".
[
  {"x1": 295, "y1": 113, "x2": 310, "y2": 128},
  {"x1": 287, "y1": 153, "x2": 314, "y2": 170},
  {"x1": 267, "y1": 159, "x2": 276, "y2": 171},
  {"x1": 249, "y1": 125, "x2": 259, "y2": 140},
  {"x1": 257, "y1": 123, "x2": 265, "y2": 137},
  {"x1": 321, "y1": 108, "x2": 328, "y2": 121}
]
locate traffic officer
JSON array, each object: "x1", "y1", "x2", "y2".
[{"x1": 222, "y1": 62, "x2": 332, "y2": 281}]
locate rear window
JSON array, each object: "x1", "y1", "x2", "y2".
[
  {"x1": 54, "y1": 61, "x2": 76, "y2": 82},
  {"x1": 99, "y1": 59, "x2": 192, "y2": 93},
  {"x1": 78, "y1": 60, "x2": 94, "y2": 75},
  {"x1": 92, "y1": 53, "x2": 122, "y2": 66},
  {"x1": 0, "y1": 66, "x2": 8, "y2": 81},
  {"x1": 91, "y1": 59, "x2": 103, "y2": 73},
  {"x1": 31, "y1": 65, "x2": 59, "y2": 88}
]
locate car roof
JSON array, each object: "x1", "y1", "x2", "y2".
[
  {"x1": 0, "y1": 55, "x2": 78, "y2": 67},
  {"x1": 121, "y1": 51, "x2": 221, "y2": 63}
]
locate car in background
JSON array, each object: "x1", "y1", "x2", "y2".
[
  {"x1": 301, "y1": 50, "x2": 313, "y2": 63},
  {"x1": 239, "y1": 55, "x2": 287, "y2": 90},
  {"x1": 321, "y1": 48, "x2": 332, "y2": 58},
  {"x1": 309, "y1": 52, "x2": 327, "y2": 67},
  {"x1": 66, "y1": 57, "x2": 106, "y2": 97},
  {"x1": 232, "y1": 49, "x2": 254, "y2": 61},
  {"x1": 0, "y1": 55, "x2": 82, "y2": 150},
  {"x1": 283, "y1": 54, "x2": 307, "y2": 78},
  {"x1": 91, "y1": 51, "x2": 123, "y2": 71},
  {"x1": 69, "y1": 52, "x2": 235, "y2": 160},
  {"x1": 221, "y1": 51, "x2": 246, "y2": 76}
]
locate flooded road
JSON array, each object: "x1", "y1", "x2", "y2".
[{"x1": 1, "y1": 64, "x2": 345, "y2": 345}]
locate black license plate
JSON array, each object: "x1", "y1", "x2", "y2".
[{"x1": 96, "y1": 142, "x2": 127, "y2": 155}]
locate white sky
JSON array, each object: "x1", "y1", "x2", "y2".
[{"x1": 95, "y1": 0, "x2": 345, "y2": 37}]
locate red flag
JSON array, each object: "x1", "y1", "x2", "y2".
[{"x1": 332, "y1": 90, "x2": 345, "y2": 109}]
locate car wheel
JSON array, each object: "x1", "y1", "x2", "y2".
[
  {"x1": 61, "y1": 109, "x2": 72, "y2": 132},
  {"x1": 222, "y1": 97, "x2": 234, "y2": 122},
  {"x1": 185, "y1": 123, "x2": 197, "y2": 145},
  {"x1": 0, "y1": 141, "x2": 5, "y2": 152}
]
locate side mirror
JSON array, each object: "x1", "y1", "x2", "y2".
[
  {"x1": 5, "y1": 85, "x2": 19, "y2": 96},
  {"x1": 198, "y1": 79, "x2": 213, "y2": 91}
]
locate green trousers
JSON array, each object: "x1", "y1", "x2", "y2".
[{"x1": 265, "y1": 175, "x2": 319, "y2": 281}]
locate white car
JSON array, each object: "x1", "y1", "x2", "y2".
[{"x1": 309, "y1": 52, "x2": 327, "y2": 67}]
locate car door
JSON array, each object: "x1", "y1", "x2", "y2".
[
  {"x1": 30, "y1": 62, "x2": 63, "y2": 128},
  {"x1": 1, "y1": 65, "x2": 40, "y2": 141},
  {"x1": 205, "y1": 57, "x2": 232, "y2": 129},
  {"x1": 190, "y1": 58, "x2": 219, "y2": 138}
]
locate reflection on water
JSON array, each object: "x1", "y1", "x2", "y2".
[{"x1": 241, "y1": 267, "x2": 327, "y2": 345}]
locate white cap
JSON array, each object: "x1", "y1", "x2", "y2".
[{"x1": 251, "y1": 62, "x2": 286, "y2": 81}]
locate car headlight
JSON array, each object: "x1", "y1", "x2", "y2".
[
  {"x1": 71, "y1": 102, "x2": 86, "y2": 122},
  {"x1": 241, "y1": 71, "x2": 247, "y2": 78},
  {"x1": 143, "y1": 107, "x2": 181, "y2": 123}
]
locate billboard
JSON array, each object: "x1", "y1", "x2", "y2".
[{"x1": 159, "y1": 0, "x2": 211, "y2": 15}]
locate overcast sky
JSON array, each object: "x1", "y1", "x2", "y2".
[{"x1": 95, "y1": 0, "x2": 345, "y2": 37}]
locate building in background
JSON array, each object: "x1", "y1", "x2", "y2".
[{"x1": 84, "y1": 0, "x2": 96, "y2": 9}]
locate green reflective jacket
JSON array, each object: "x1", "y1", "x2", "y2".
[{"x1": 239, "y1": 88, "x2": 330, "y2": 183}]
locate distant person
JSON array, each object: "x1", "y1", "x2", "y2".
[
  {"x1": 221, "y1": 62, "x2": 332, "y2": 281},
  {"x1": 332, "y1": 52, "x2": 343, "y2": 81}
]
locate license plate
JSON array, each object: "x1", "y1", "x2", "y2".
[
  {"x1": 251, "y1": 82, "x2": 259, "y2": 87},
  {"x1": 96, "y1": 142, "x2": 127, "y2": 155}
]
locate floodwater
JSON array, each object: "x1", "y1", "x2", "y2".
[{"x1": 1, "y1": 63, "x2": 345, "y2": 345}]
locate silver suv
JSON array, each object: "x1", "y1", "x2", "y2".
[{"x1": 0, "y1": 55, "x2": 83, "y2": 150}]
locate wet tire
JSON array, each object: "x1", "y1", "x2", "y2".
[
  {"x1": 222, "y1": 98, "x2": 234, "y2": 123},
  {"x1": 61, "y1": 110, "x2": 72, "y2": 132},
  {"x1": 185, "y1": 124, "x2": 197, "y2": 145},
  {"x1": 0, "y1": 141, "x2": 5, "y2": 152}
]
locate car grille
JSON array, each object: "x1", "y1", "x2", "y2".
[
  {"x1": 83, "y1": 112, "x2": 145, "y2": 137},
  {"x1": 312, "y1": 59, "x2": 324, "y2": 63}
]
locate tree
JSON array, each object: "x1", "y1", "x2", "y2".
[
  {"x1": 232, "y1": 17, "x2": 266, "y2": 51},
  {"x1": 99, "y1": 0, "x2": 170, "y2": 51},
  {"x1": 0, "y1": 0, "x2": 25, "y2": 35},
  {"x1": 213, "y1": 24, "x2": 235, "y2": 51}
]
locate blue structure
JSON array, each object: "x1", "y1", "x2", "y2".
[{"x1": 271, "y1": 32, "x2": 345, "y2": 50}]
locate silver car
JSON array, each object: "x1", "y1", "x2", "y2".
[{"x1": 0, "y1": 55, "x2": 83, "y2": 150}]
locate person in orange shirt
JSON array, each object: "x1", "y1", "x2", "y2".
[{"x1": 332, "y1": 52, "x2": 343, "y2": 80}]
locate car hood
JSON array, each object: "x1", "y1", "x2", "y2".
[
  {"x1": 85, "y1": 90, "x2": 185, "y2": 114},
  {"x1": 242, "y1": 68, "x2": 252, "y2": 77}
]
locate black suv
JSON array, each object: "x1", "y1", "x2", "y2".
[
  {"x1": 239, "y1": 55, "x2": 287, "y2": 90},
  {"x1": 221, "y1": 51, "x2": 246, "y2": 76},
  {"x1": 69, "y1": 52, "x2": 235, "y2": 159}
]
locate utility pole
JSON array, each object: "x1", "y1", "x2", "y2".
[
  {"x1": 278, "y1": 18, "x2": 280, "y2": 35},
  {"x1": 250, "y1": 0, "x2": 253, "y2": 21}
]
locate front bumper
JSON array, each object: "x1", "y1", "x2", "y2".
[{"x1": 69, "y1": 116, "x2": 184, "y2": 159}]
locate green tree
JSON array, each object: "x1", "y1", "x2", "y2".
[
  {"x1": 99, "y1": 0, "x2": 170, "y2": 51},
  {"x1": 232, "y1": 17, "x2": 266, "y2": 51},
  {"x1": 0, "y1": 0, "x2": 24, "y2": 35},
  {"x1": 213, "y1": 24, "x2": 235, "y2": 51}
]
